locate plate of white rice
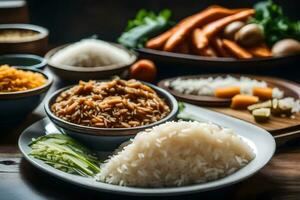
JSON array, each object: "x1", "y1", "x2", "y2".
[{"x1": 19, "y1": 103, "x2": 275, "y2": 196}]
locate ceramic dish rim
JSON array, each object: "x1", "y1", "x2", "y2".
[
  {"x1": 0, "y1": 54, "x2": 47, "y2": 69},
  {"x1": 0, "y1": 24, "x2": 49, "y2": 44}
]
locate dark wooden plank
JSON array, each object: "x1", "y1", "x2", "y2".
[
  {"x1": 211, "y1": 108, "x2": 300, "y2": 133},
  {"x1": 0, "y1": 138, "x2": 300, "y2": 200},
  {"x1": 0, "y1": 154, "x2": 20, "y2": 173}
]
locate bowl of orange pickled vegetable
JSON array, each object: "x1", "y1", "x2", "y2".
[{"x1": 0, "y1": 65, "x2": 53, "y2": 124}]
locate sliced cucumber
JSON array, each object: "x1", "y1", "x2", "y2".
[
  {"x1": 252, "y1": 108, "x2": 271, "y2": 122},
  {"x1": 28, "y1": 133, "x2": 100, "y2": 177},
  {"x1": 248, "y1": 100, "x2": 272, "y2": 111}
]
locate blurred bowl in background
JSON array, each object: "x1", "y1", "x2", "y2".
[
  {"x1": 0, "y1": 1, "x2": 28, "y2": 23},
  {"x1": 0, "y1": 67, "x2": 53, "y2": 125},
  {"x1": 0, "y1": 24, "x2": 48, "y2": 56},
  {"x1": 45, "y1": 43, "x2": 137, "y2": 82},
  {"x1": 0, "y1": 54, "x2": 47, "y2": 69}
]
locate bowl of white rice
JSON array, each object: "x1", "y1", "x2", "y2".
[{"x1": 45, "y1": 39, "x2": 137, "y2": 81}]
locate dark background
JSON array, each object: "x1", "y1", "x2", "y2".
[
  {"x1": 26, "y1": 0, "x2": 300, "y2": 45},
  {"x1": 0, "y1": 3, "x2": 300, "y2": 200}
]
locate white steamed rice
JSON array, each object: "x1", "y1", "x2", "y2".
[
  {"x1": 97, "y1": 121, "x2": 255, "y2": 187},
  {"x1": 50, "y1": 39, "x2": 131, "y2": 67},
  {"x1": 279, "y1": 97, "x2": 300, "y2": 113},
  {"x1": 167, "y1": 76, "x2": 284, "y2": 98}
]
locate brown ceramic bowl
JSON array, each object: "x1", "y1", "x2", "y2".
[
  {"x1": 0, "y1": 24, "x2": 48, "y2": 56},
  {"x1": 45, "y1": 43, "x2": 137, "y2": 82}
]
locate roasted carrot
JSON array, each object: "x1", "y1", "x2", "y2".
[
  {"x1": 248, "y1": 44, "x2": 272, "y2": 58},
  {"x1": 194, "y1": 9, "x2": 255, "y2": 50},
  {"x1": 252, "y1": 87, "x2": 273, "y2": 100},
  {"x1": 231, "y1": 94, "x2": 259, "y2": 109},
  {"x1": 190, "y1": 28, "x2": 216, "y2": 56},
  {"x1": 192, "y1": 28, "x2": 205, "y2": 53},
  {"x1": 222, "y1": 39, "x2": 253, "y2": 59},
  {"x1": 215, "y1": 86, "x2": 240, "y2": 98},
  {"x1": 146, "y1": 9, "x2": 209, "y2": 50},
  {"x1": 145, "y1": 15, "x2": 193, "y2": 50},
  {"x1": 163, "y1": 6, "x2": 248, "y2": 52},
  {"x1": 145, "y1": 28, "x2": 175, "y2": 50},
  {"x1": 200, "y1": 46, "x2": 218, "y2": 57},
  {"x1": 211, "y1": 37, "x2": 233, "y2": 57},
  {"x1": 173, "y1": 40, "x2": 190, "y2": 54}
]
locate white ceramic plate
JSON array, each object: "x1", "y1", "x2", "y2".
[{"x1": 18, "y1": 103, "x2": 275, "y2": 196}]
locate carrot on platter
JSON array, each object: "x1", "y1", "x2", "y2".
[
  {"x1": 215, "y1": 86, "x2": 240, "y2": 98},
  {"x1": 248, "y1": 44, "x2": 272, "y2": 58},
  {"x1": 252, "y1": 87, "x2": 273, "y2": 100},
  {"x1": 222, "y1": 39, "x2": 253, "y2": 59},
  {"x1": 146, "y1": 15, "x2": 193, "y2": 50},
  {"x1": 163, "y1": 6, "x2": 248, "y2": 52},
  {"x1": 211, "y1": 37, "x2": 233, "y2": 57},
  {"x1": 194, "y1": 9, "x2": 255, "y2": 50},
  {"x1": 231, "y1": 94, "x2": 259, "y2": 109}
]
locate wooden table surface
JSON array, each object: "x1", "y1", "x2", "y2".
[{"x1": 1, "y1": 69, "x2": 300, "y2": 200}]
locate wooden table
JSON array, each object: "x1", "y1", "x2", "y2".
[{"x1": 1, "y1": 69, "x2": 300, "y2": 200}]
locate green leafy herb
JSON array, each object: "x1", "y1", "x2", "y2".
[
  {"x1": 29, "y1": 134, "x2": 100, "y2": 177},
  {"x1": 118, "y1": 9, "x2": 173, "y2": 48},
  {"x1": 251, "y1": 0, "x2": 300, "y2": 45}
]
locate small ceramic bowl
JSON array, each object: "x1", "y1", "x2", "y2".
[
  {"x1": 45, "y1": 43, "x2": 137, "y2": 82},
  {"x1": 0, "y1": 24, "x2": 48, "y2": 55},
  {"x1": 0, "y1": 54, "x2": 47, "y2": 69},
  {"x1": 44, "y1": 82, "x2": 178, "y2": 150},
  {"x1": 0, "y1": 67, "x2": 53, "y2": 125}
]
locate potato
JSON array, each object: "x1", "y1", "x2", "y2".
[
  {"x1": 223, "y1": 21, "x2": 245, "y2": 40},
  {"x1": 272, "y1": 39, "x2": 300, "y2": 57},
  {"x1": 235, "y1": 24, "x2": 264, "y2": 47}
]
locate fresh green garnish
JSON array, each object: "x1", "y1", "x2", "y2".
[
  {"x1": 177, "y1": 102, "x2": 205, "y2": 122},
  {"x1": 29, "y1": 134, "x2": 100, "y2": 177},
  {"x1": 251, "y1": 0, "x2": 300, "y2": 45},
  {"x1": 178, "y1": 101, "x2": 186, "y2": 113},
  {"x1": 118, "y1": 9, "x2": 173, "y2": 48}
]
